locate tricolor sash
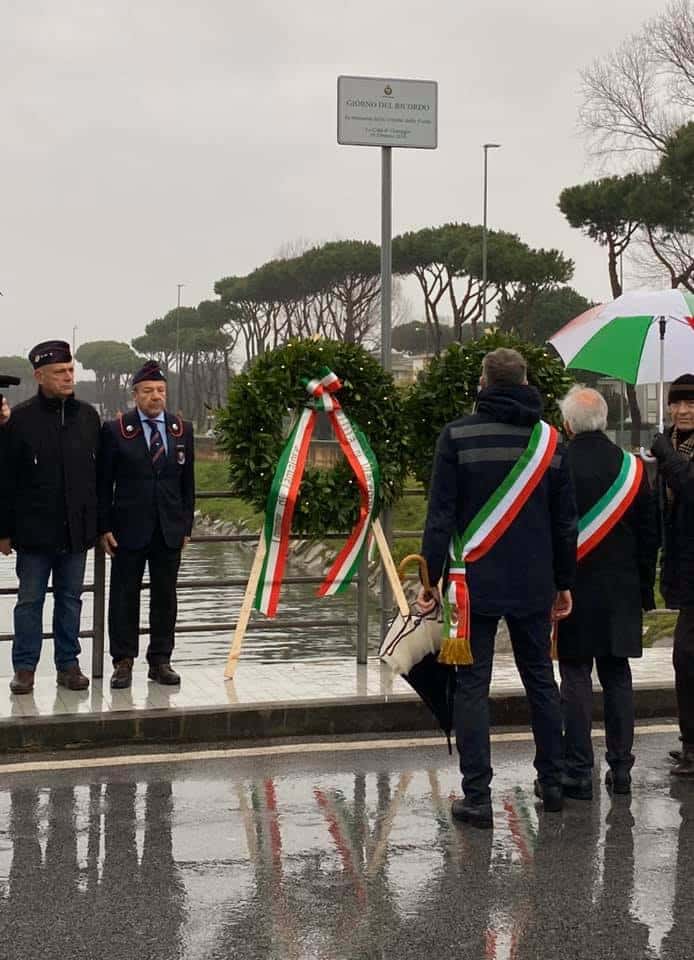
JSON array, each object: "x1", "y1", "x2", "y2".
[
  {"x1": 550, "y1": 448, "x2": 644, "y2": 660},
  {"x1": 254, "y1": 368, "x2": 380, "y2": 618},
  {"x1": 441, "y1": 420, "x2": 559, "y2": 666},
  {"x1": 577, "y1": 450, "x2": 643, "y2": 562}
]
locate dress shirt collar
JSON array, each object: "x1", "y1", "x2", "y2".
[{"x1": 136, "y1": 407, "x2": 165, "y2": 425}]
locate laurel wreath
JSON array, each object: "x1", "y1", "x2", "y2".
[{"x1": 216, "y1": 339, "x2": 408, "y2": 537}]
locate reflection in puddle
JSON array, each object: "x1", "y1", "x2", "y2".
[{"x1": 1, "y1": 758, "x2": 690, "y2": 959}]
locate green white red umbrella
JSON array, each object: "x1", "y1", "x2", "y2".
[{"x1": 549, "y1": 288, "x2": 694, "y2": 430}]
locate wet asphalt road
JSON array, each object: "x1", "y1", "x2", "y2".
[{"x1": 0, "y1": 727, "x2": 692, "y2": 960}]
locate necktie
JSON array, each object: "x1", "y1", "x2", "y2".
[{"x1": 146, "y1": 419, "x2": 165, "y2": 469}]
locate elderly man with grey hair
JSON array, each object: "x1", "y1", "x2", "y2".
[{"x1": 557, "y1": 386, "x2": 657, "y2": 799}]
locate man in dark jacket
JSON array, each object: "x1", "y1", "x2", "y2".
[
  {"x1": 419, "y1": 348, "x2": 577, "y2": 827},
  {"x1": 0, "y1": 340, "x2": 100, "y2": 694},
  {"x1": 651, "y1": 373, "x2": 694, "y2": 775},
  {"x1": 98, "y1": 360, "x2": 194, "y2": 689},
  {"x1": 557, "y1": 387, "x2": 657, "y2": 799}
]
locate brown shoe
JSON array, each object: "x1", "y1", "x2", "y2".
[
  {"x1": 111, "y1": 658, "x2": 134, "y2": 689},
  {"x1": 148, "y1": 662, "x2": 181, "y2": 685},
  {"x1": 57, "y1": 664, "x2": 89, "y2": 691},
  {"x1": 10, "y1": 670, "x2": 35, "y2": 695}
]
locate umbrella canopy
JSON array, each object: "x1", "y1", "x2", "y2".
[
  {"x1": 549, "y1": 289, "x2": 694, "y2": 385},
  {"x1": 403, "y1": 653, "x2": 455, "y2": 752}
]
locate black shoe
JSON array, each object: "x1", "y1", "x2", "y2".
[
  {"x1": 669, "y1": 749, "x2": 683, "y2": 763},
  {"x1": 605, "y1": 769, "x2": 631, "y2": 795},
  {"x1": 561, "y1": 774, "x2": 593, "y2": 801},
  {"x1": 148, "y1": 662, "x2": 181, "y2": 685},
  {"x1": 451, "y1": 798, "x2": 493, "y2": 829},
  {"x1": 671, "y1": 747, "x2": 694, "y2": 777},
  {"x1": 534, "y1": 780, "x2": 563, "y2": 813},
  {"x1": 111, "y1": 658, "x2": 133, "y2": 689}
]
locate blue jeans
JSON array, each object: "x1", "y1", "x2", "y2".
[
  {"x1": 455, "y1": 611, "x2": 563, "y2": 804},
  {"x1": 13, "y1": 550, "x2": 87, "y2": 672}
]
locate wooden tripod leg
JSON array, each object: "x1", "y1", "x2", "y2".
[
  {"x1": 224, "y1": 535, "x2": 267, "y2": 680},
  {"x1": 371, "y1": 518, "x2": 409, "y2": 617}
]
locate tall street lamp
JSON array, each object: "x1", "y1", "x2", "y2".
[
  {"x1": 482, "y1": 143, "x2": 501, "y2": 327},
  {"x1": 175, "y1": 283, "x2": 184, "y2": 409}
]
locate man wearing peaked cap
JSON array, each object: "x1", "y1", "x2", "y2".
[
  {"x1": 0, "y1": 340, "x2": 100, "y2": 695},
  {"x1": 651, "y1": 373, "x2": 694, "y2": 774},
  {"x1": 97, "y1": 359, "x2": 195, "y2": 689}
]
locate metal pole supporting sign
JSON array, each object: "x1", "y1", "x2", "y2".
[{"x1": 337, "y1": 75, "x2": 438, "y2": 640}]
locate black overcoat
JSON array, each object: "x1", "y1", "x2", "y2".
[
  {"x1": 658, "y1": 428, "x2": 694, "y2": 609},
  {"x1": 558, "y1": 431, "x2": 658, "y2": 661},
  {"x1": 0, "y1": 390, "x2": 100, "y2": 552},
  {"x1": 97, "y1": 408, "x2": 195, "y2": 550}
]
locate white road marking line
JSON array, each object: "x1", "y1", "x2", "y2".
[{"x1": 0, "y1": 723, "x2": 678, "y2": 776}]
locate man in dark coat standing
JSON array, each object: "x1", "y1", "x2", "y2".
[
  {"x1": 98, "y1": 360, "x2": 195, "y2": 689},
  {"x1": 0, "y1": 340, "x2": 100, "y2": 694},
  {"x1": 557, "y1": 387, "x2": 657, "y2": 799},
  {"x1": 419, "y1": 348, "x2": 578, "y2": 827},
  {"x1": 651, "y1": 373, "x2": 694, "y2": 775}
]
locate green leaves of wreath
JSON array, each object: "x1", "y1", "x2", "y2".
[
  {"x1": 404, "y1": 332, "x2": 573, "y2": 489},
  {"x1": 216, "y1": 339, "x2": 408, "y2": 537}
]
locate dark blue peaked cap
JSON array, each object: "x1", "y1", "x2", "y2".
[
  {"x1": 29, "y1": 340, "x2": 72, "y2": 369},
  {"x1": 132, "y1": 360, "x2": 167, "y2": 385}
]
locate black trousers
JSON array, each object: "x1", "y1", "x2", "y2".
[
  {"x1": 108, "y1": 523, "x2": 182, "y2": 665},
  {"x1": 674, "y1": 608, "x2": 694, "y2": 745},
  {"x1": 558, "y1": 656, "x2": 635, "y2": 779},
  {"x1": 455, "y1": 610, "x2": 563, "y2": 804}
]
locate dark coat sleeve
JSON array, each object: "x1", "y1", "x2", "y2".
[
  {"x1": 628, "y1": 471, "x2": 659, "y2": 610},
  {"x1": 421, "y1": 426, "x2": 457, "y2": 586},
  {"x1": 182, "y1": 423, "x2": 195, "y2": 537},
  {"x1": 96, "y1": 422, "x2": 117, "y2": 535},
  {"x1": 0, "y1": 419, "x2": 16, "y2": 540},
  {"x1": 548, "y1": 446, "x2": 578, "y2": 591},
  {"x1": 658, "y1": 444, "x2": 694, "y2": 503}
]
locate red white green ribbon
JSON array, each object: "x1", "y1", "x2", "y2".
[
  {"x1": 577, "y1": 450, "x2": 643, "y2": 561},
  {"x1": 255, "y1": 368, "x2": 380, "y2": 617},
  {"x1": 443, "y1": 421, "x2": 558, "y2": 658}
]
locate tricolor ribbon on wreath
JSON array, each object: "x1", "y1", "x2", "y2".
[
  {"x1": 254, "y1": 368, "x2": 380, "y2": 618},
  {"x1": 441, "y1": 420, "x2": 559, "y2": 667},
  {"x1": 549, "y1": 448, "x2": 644, "y2": 658}
]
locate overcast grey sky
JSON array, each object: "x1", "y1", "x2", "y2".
[{"x1": 0, "y1": 0, "x2": 666, "y2": 364}]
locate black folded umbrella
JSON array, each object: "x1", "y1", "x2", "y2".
[{"x1": 404, "y1": 653, "x2": 456, "y2": 754}]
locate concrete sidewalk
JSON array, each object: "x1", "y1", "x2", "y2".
[{"x1": 0, "y1": 646, "x2": 678, "y2": 754}]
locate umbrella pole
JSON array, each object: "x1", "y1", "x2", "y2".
[{"x1": 658, "y1": 317, "x2": 667, "y2": 433}]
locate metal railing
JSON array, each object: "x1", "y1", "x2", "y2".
[{"x1": 0, "y1": 489, "x2": 422, "y2": 678}]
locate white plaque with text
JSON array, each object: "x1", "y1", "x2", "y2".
[{"x1": 337, "y1": 75, "x2": 438, "y2": 149}]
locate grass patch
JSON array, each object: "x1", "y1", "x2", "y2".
[
  {"x1": 391, "y1": 485, "x2": 427, "y2": 567},
  {"x1": 196, "y1": 461, "x2": 429, "y2": 552},
  {"x1": 643, "y1": 611, "x2": 677, "y2": 647},
  {"x1": 195, "y1": 460, "x2": 263, "y2": 529}
]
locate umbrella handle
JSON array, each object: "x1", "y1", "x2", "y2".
[{"x1": 397, "y1": 553, "x2": 433, "y2": 598}]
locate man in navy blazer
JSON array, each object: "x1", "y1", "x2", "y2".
[{"x1": 97, "y1": 360, "x2": 195, "y2": 688}]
